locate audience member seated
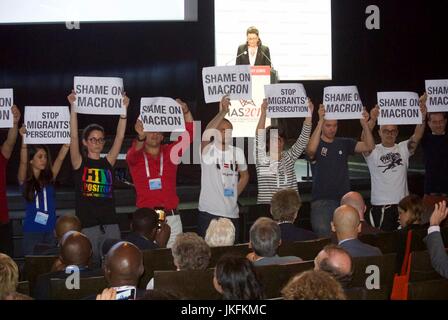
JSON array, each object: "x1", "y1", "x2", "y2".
[
  {"x1": 424, "y1": 201, "x2": 448, "y2": 278},
  {"x1": 34, "y1": 231, "x2": 101, "y2": 300},
  {"x1": 281, "y1": 270, "x2": 346, "y2": 300},
  {"x1": 147, "y1": 232, "x2": 211, "y2": 289},
  {"x1": 247, "y1": 217, "x2": 303, "y2": 266},
  {"x1": 395, "y1": 194, "x2": 428, "y2": 273},
  {"x1": 270, "y1": 189, "x2": 317, "y2": 242},
  {"x1": 213, "y1": 255, "x2": 264, "y2": 300},
  {"x1": 314, "y1": 244, "x2": 353, "y2": 288},
  {"x1": 341, "y1": 192, "x2": 382, "y2": 235},
  {"x1": 125, "y1": 208, "x2": 171, "y2": 250},
  {"x1": 34, "y1": 215, "x2": 82, "y2": 255},
  {"x1": 332, "y1": 205, "x2": 382, "y2": 257},
  {"x1": 100, "y1": 241, "x2": 145, "y2": 300},
  {"x1": 205, "y1": 218, "x2": 235, "y2": 247},
  {"x1": 0, "y1": 253, "x2": 33, "y2": 300}
]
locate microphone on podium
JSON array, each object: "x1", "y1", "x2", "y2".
[
  {"x1": 226, "y1": 50, "x2": 247, "y2": 65},
  {"x1": 260, "y1": 49, "x2": 278, "y2": 83}
]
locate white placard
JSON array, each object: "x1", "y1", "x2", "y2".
[
  {"x1": 140, "y1": 97, "x2": 185, "y2": 132},
  {"x1": 323, "y1": 86, "x2": 363, "y2": 120},
  {"x1": 0, "y1": 89, "x2": 13, "y2": 128},
  {"x1": 24, "y1": 106, "x2": 70, "y2": 144},
  {"x1": 377, "y1": 92, "x2": 422, "y2": 125},
  {"x1": 73, "y1": 76, "x2": 124, "y2": 115},
  {"x1": 202, "y1": 65, "x2": 252, "y2": 103},
  {"x1": 264, "y1": 83, "x2": 309, "y2": 118},
  {"x1": 425, "y1": 79, "x2": 448, "y2": 113}
]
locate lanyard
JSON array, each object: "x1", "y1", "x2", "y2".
[
  {"x1": 35, "y1": 187, "x2": 48, "y2": 212},
  {"x1": 213, "y1": 146, "x2": 237, "y2": 188},
  {"x1": 271, "y1": 160, "x2": 288, "y2": 188},
  {"x1": 143, "y1": 152, "x2": 163, "y2": 178}
]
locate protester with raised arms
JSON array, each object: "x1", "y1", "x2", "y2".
[
  {"x1": 67, "y1": 90, "x2": 129, "y2": 265},
  {"x1": 255, "y1": 98, "x2": 313, "y2": 206},
  {"x1": 18, "y1": 125, "x2": 70, "y2": 255}
]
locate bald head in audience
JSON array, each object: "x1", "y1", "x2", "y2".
[
  {"x1": 341, "y1": 192, "x2": 366, "y2": 222},
  {"x1": 59, "y1": 231, "x2": 92, "y2": 267},
  {"x1": 314, "y1": 244, "x2": 353, "y2": 287},
  {"x1": 331, "y1": 205, "x2": 361, "y2": 242},
  {"x1": 55, "y1": 215, "x2": 82, "y2": 242},
  {"x1": 104, "y1": 241, "x2": 144, "y2": 287}
]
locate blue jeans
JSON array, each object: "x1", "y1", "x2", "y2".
[
  {"x1": 197, "y1": 211, "x2": 240, "y2": 244},
  {"x1": 23, "y1": 231, "x2": 56, "y2": 256},
  {"x1": 310, "y1": 200, "x2": 339, "y2": 238}
]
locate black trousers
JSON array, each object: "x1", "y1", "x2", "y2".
[
  {"x1": 367, "y1": 204, "x2": 399, "y2": 232},
  {"x1": 0, "y1": 221, "x2": 14, "y2": 257}
]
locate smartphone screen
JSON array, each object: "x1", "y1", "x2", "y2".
[{"x1": 115, "y1": 286, "x2": 136, "y2": 300}]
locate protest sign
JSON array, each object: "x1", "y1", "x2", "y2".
[
  {"x1": 323, "y1": 86, "x2": 363, "y2": 120},
  {"x1": 264, "y1": 83, "x2": 309, "y2": 118},
  {"x1": 24, "y1": 106, "x2": 70, "y2": 144},
  {"x1": 425, "y1": 79, "x2": 448, "y2": 112},
  {"x1": 140, "y1": 97, "x2": 185, "y2": 132},
  {"x1": 377, "y1": 92, "x2": 421, "y2": 125},
  {"x1": 202, "y1": 65, "x2": 252, "y2": 103},
  {"x1": 74, "y1": 76, "x2": 124, "y2": 115},
  {"x1": 0, "y1": 88, "x2": 13, "y2": 128}
]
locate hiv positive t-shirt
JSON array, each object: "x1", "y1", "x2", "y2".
[{"x1": 74, "y1": 157, "x2": 117, "y2": 228}]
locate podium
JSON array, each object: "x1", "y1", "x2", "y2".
[{"x1": 226, "y1": 65, "x2": 273, "y2": 137}]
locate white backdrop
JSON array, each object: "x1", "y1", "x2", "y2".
[{"x1": 215, "y1": 0, "x2": 332, "y2": 81}]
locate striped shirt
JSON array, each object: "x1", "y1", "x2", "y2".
[{"x1": 255, "y1": 123, "x2": 311, "y2": 204}]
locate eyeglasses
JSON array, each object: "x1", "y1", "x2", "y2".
[
  {"x1": 88, "y1": 137, "x2": 105, "y2": 144},
  {"x1": 381, "y1": 129, "x2": 398, "y2": 135}
]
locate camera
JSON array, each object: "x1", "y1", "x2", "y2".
[
  {"x1": 155, "y1": 209, "x2": 165, "y2": 229},
  {"x1": 115, "y1": 286, "x2": 136, "y2": 300}
]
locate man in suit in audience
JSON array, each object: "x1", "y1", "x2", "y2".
[
  {"x1": 314, "y1": 244, "x2": 353, "y2": 288},
  {"x1": 332, "y1": 205, "x2": 382, "y2": 257},
  {"x1": 247, "y1": 217, "x2": 303, "y2": 266},
  {"x1": 125, "y1": 208, "x2": 170, "y2": 250},
  {"x1": 341, "y1": 192, "x2": 382, "y2": 235},
  {"x1": 424, "y1": 201, "x2": 448, "y2": 278},
  {"x1": 34, "y1": 231, "x2": 101, "y2": 299},
  {"x1": 270, "y1": 189, "x2": 317, "y2": 242},
  {"x1": 35, "y1": 215, "x2": 82, "y2": 255},
  {"x1": 101, "y1": 241, "x2": 145, "y2": 299}
]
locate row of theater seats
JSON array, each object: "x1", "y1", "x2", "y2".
[{"x1": 16, "y1": 227, "x2": 448, "y2": 300}]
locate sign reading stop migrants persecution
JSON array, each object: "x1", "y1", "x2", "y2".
[
  {"x1": 140, "y1": 97, "x2": 185, "y2": 132},
  {"x1": 425, "y1": 79, "x2": 448, "y2": 113},
  {"x1": 0, "y1": 88, "x2": 13, "y2": 128},
  {"x1": 74, "y1": 76, "x2": 125, "y2": 115},
  {"x1": 264, "y1": 83, "x2": 309, "y2": 118},
  {"x1": 202, "y1": 65, "x2": 252, "y2": 103},
  {"x1": 377, "y1": 92, "x2": 422, "y2": 125},
  {"x1": 24, "y1": 106, "x2": 70, "y2": 144},
  {"x1": 323, "y1": 86, "x2": 363, "y2": 120}
]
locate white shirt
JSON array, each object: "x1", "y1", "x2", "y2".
[
  {"x1": 248, "y1": 46, "x2": 258, "y2": 66},
  {"x1": 364, "y1": 141, "x2": 411, "y2": 205},
  {"x1": 198, "y1": 143, "x2": 248, "y2": 219}
]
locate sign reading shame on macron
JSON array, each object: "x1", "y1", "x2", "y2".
[
  {"x1": 74, "y1": 76, "x2": 125, "y2": 115},
  {"x1": 425, "y1": 79, "x2": 448, "y2": 112},
  {"x1": 264, "y1": 83, "x2": 309, "y2": 118},
  {"x1": 140, "y1": 97, "x2": 185, "y2": 132},
  {"x1": 202, "y1": 65, "x2": 252, "y2": 103},
  {"x1": 323, "y1": 86, "x2": 363, "y2": 120},
  {"x1": 0, "y1": 88, "x2": 13, "y2": 128},
  {"x1": 377, "y1": 92, "x2": 421, "y2": 125},
  {"x1": 24, "y1": 106, "x2": 70, "y2": 144}
]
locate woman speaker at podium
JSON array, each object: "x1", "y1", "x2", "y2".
[{"x1": 236, "y1": 26, "x2": 271, "y2": 67}]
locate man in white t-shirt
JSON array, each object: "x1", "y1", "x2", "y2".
[
  {"x1": 198, "y1": 95, "x2": 250, "y2": 242},
  {"x1": 363, "y1": 103, "x2": 426, "y2": 231}
]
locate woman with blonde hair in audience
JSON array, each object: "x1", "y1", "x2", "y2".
[
  {"x1": 0, "y1": 253, "x2": 32, "y2": 300},
  {"x1": 281, "y1": 270, "x2": 346, "y2": 300},
  {"x1": 204, "y1": 218, "x2": 235, "y2": 247}
]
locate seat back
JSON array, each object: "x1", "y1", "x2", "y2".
[
  {"x1": 24, "y1": 255, "x2": 58, "y2": 293},
  {"x1": 49, "y1": 276, "x2": 107, "y2": 300},
  {"x1": 140, "y1": 248, "x2": 175, "y2": 287},
  {"x1": 278, "y1": 238, "x2": 331, "y2": 261}
]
